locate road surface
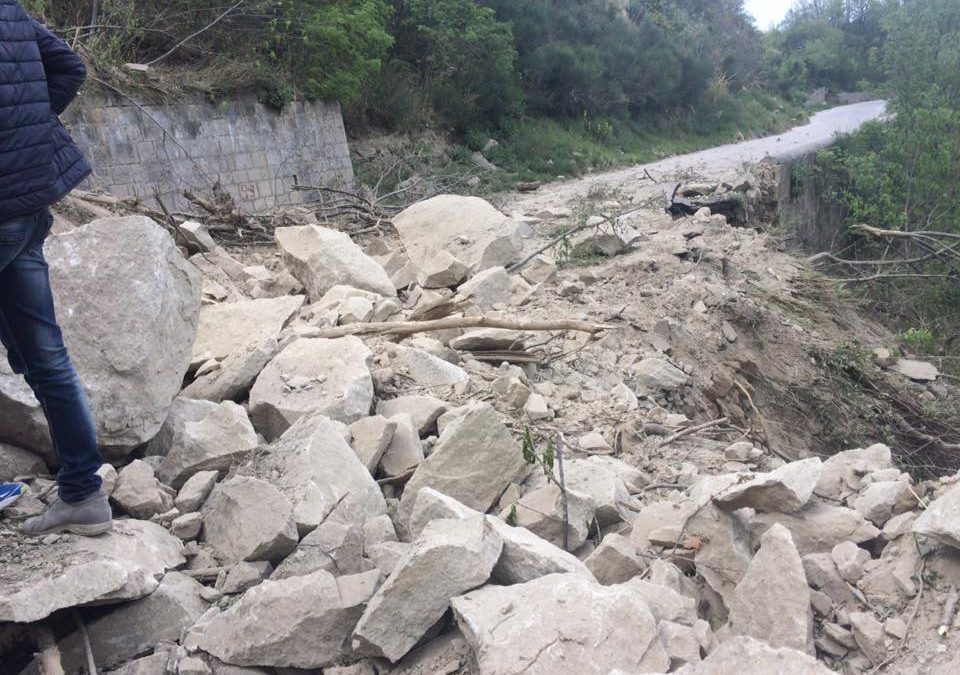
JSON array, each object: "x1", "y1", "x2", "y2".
[{"x1": 509, "y1": 100, "x2": 887, "y2": 212}]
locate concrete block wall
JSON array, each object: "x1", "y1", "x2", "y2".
[{"x1": 63, "y1": 93, "x2": 355, "y2": 213}]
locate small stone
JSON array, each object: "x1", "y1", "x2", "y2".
[
  {"x1": 585, "y1": 533, "x2": 646, "y2": 585},
  {"x1": 831, "y1": 541, "x2": 870, "y2": 584},
  {"x1": 849, "y1": 612, "x2": 888, "y2": 666},
  {"x1": 523, "y1": 393, "x2": 551, "y2": 420},
  {"x1": 170, "y1": 512, "x2": 203, "y2": 541}
]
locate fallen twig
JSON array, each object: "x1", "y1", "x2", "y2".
[
  {"x1": 73, "y1": 610, "x2": 98, "y2": 675},
  {"x1": 657, "y1": 417, "x2": 729, "y2": 448},
  {"x1": 556, "y1": 434, "x2": 570, "y2": 551},
  {"x1": 939, "y1": 585, "x2": 959, "y2": 637},
  {"x1": 377, "y1": 467, "x2": 418, "y2": 486},
  {"x1": 506, "y1": 205, "x2": 645, "y2": 274},
  {"x1": 315, "y1": 316, "x2": 617, "y2": 340},
  {"x1": 32, "y1": 627, "x2": 64, "y2": 675}
]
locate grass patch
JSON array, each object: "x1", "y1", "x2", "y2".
[{"x1": 477, "y1": 91, "x2": 804, "y2": 188}]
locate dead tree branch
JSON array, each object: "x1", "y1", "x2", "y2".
[
  {"x1": 314, "y1": 316, "x2": 617, "y2": 340},
  {"x1": 145, "y1": 0, "x2": 245, "y2": 66}
]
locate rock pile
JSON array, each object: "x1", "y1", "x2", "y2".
[{"x1": 1, "y1": 189, "x2": 958, "y2": 675}]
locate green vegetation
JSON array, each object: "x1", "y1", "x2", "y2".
[
  {"x1": 794, "y1": 0, "x2": 960, "y2": 366},
  {"x1": 35, "y1": 0, "x2": 824, "y2": 180}
]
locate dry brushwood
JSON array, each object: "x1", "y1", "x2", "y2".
[
  {"x1": 314, "y1": 316, "x2": 617, "y2": 340},
  {"x1": 810, "y1": 223, "x2": 960, "y2": 282}
]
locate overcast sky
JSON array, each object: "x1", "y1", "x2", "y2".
[{"x1": 745, "y1": 0, "x2": 795, "y2": 30}]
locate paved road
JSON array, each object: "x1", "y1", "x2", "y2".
[{"x1": 509, "y1": 100, "x2": 888, "y2": 211}]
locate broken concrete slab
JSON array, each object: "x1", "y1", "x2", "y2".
[
  {"x1": 0, "y1": 519, "x2": 185, "y2": 623},
  {"x1": 452, "y1": 573, "x2": 670, "y2": 675},
  {"x1": 728, "y1": 523, "x2": 813, "y2": 654},
  {"x1": 353, "y1": 516, "x2": 503, "y2": 662},
  {"x1": 249, "y1": 336, "x2": 374, "y2": 439}
]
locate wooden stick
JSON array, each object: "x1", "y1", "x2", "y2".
[
  {"x1": 72, "y1": 610, "x2": 98, "y2": 675},
  {"x1": 32, "y1": 627, "x2": 64, "y2": 675},
  {"x1": 314, "y1": 316, "x2": 617, "y2": 340},
  {"x1": 657, "y1": 417, "x2": 729, "y2": 448}
]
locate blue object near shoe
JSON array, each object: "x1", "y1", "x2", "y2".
[{"x1": 0, "y1": 482, "x2": 26, "y2": 511}]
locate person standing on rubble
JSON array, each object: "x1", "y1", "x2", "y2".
[{"x1": 0, "y1": 0, "x2": 112, "y2": 535}]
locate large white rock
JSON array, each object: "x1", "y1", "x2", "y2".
[
  {"x1": 672, "y1": 636, "x2": 832, "y2": 674},
  {"x1": 182, "y1": 337, "x2": 280, "y2": 403},
  {"x1": 190, "y1": 569, "x2": 378, "y2": 668},
  {"x1": 407, "y1": 488, "x2": 593, "y2": 584},
  {"x1": 502, "y1": 483, "x2": 595, "y2": 551},
  {"x1": 399, "y1": 404, "x2": 526, "y2": 522},
  {"x1": 912, "y1": 482, "x2": 960, "y2": 547},
  {"x1": 0, "y1": 519, "x2": 185, "y2": 623},
  {"x1": 0, "y1": 364, "x2": 51, "y2": 464},
  {"x1": 191, "y1": 296, "x2": 303, "y2": 368},
  {"x1": 728, "y1": 523, "x2": 813, "y2": 654},
  {"x1": 0, "y1": 441, "x2": 47, "y2": 481},
  {"x1": 451, "y1": 574, "x2": 670, "y2": 675},
  {"x1": 715, "y1": 458, "x2": 822, "y2": 513},
  {"x1": 0, "y1": 217, "x2": 201, "y2": 459},
  {"x1": 275, "y1": 225, "x2": 395, "y2": 300},
  {"x1": 250, "y1": 415, "x2": 386, "y2": 536},
  {"x1": 158, "y1": 401, "x2": 258, "y2": 488},
  {"x1": 111, "y1": 459, "x2": 166, "y2": 518},
  {"x1": 201, "y1": 476, "x2": 299, "y2": 564},
  {"x1": 631, "y1": 358, "x2": 689, "y2": 392},
  {"x1": 750, "y1": 502, "x2": 880, "y2": 555},
  {"x1": 353, "y1": 517, "x2": 503, "y2": 662},
  {"x1": 814, "y1": 444, "x2": 893, "y2": 502},
  {"x1": 59, "y1": 572, "x2": 208, "y2": 672},
  {"x1": 249, "y1": 337, "x2": 374, "y2": 439},
  {"x1": 392, "y1": 195, "x2": 522, "y2": 271}
]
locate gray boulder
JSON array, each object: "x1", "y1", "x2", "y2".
[
  {"x1": 451, "y1": 573, "x2": 670, "y2": 675},
  {"x1": 399, "y1": 404, "x2": 525, "y2": 522},
  {"x1": 0, "y1": 216, "x2": 201, "y2": 459},
  {"x1": 275, "y1": 225, "x2": 395, "y2": 300},
  {"x1": 353, "y1": 516, "x2": 503, "y2": 662},
  {"x1": 201, "y1": 476, "x2": 299, "y2": 564},
  {"x1": 0, "y1": 519, "x2": 184, "y2": 623},
  {"x1": 190, "y1": 569, "x2": 379, "y2": 668},
  {"x1": 249, "y1": 337, "x2": 374, "y2": 439}
]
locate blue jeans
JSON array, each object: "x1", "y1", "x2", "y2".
[{"x1": 0, "y1": 208, "x2": 102, "y2": 502}]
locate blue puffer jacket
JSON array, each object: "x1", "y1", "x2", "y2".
[{"x1": 0, "y1": 0, "x2": 91, "y2": 221}]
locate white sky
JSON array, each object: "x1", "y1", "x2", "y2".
[{"x1": 745, "y1": 0, "x2": 796, "y2": 30}]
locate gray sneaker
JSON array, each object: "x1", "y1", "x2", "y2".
[{"x1": 22, "y1": 490, "x2": 113, "y2": 537}]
